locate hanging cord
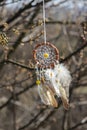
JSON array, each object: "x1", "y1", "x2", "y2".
[{"x1": 43, "y1": 0, "x2": 47, "y2": 44}]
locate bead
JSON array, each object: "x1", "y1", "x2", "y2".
[
  {"x1": 43, "y1": 53, "x2": 49, "y2": 58},
  {"x1": 36, "y1": 80, "x2": 41, "y2": 85}
]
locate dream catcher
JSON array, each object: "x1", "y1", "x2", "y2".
[{"x1": 33, "y1": 0, "x2": 72, "y2": 109}]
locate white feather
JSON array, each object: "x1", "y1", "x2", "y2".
[
  {"x1": 45, "y1": 68, "x2": 55, "y2": 80},
  {"x1": 44, "y1": 64, "x2": 72, "y2": 98},
  {"x1": 54, "y1": 64, "x2": 72, "y2": 87},
  {"x1": 38, "y1": 84, "x2": 50, "y2": 105},
  {"x1": 51, "y1": 79, "x2": 61, "y2": 97}
]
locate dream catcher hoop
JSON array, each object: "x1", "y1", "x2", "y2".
[
  {"x1": 33, "y1": 42, "x2": 59, "y2": 68},
  {"x1": 33, "y1": 0, "x2": 72, "y2": 109}
]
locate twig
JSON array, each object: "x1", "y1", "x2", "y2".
[
  {"x1": 6, "y1": 59, "x2": 34, "y2": 70},
  {"x1": 0, "y1": 0, "x2": 34, "y2": 29},
  {"x1": 61, "y1": 42, "x2": 87, "y2": 63},
  {"x1": 68, "y1": 117, "x2": 87, "y2": 130},
  {"x1": 18, "y1": 107, "x2": 47, "y2": 130},
  {"x1": 34, "y1": 109, "x2": 55, "y2": 129},
  {"x1": 0, "y1": 82, "x2": 36, "y2": 109},
  {"x1": 0, "y1": 74, "x2": 35, "y2": 89},
  {"x1": 12, "y1": 86, "x2": 17, "y2": 130}
]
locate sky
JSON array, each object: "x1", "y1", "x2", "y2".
[{"x1": 1, "y1": 0, "x2": 87, "y2": 11}]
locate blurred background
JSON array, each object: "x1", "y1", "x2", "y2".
[{"x1": 0, "y1": 0, "x2": 87, "y2": 130}]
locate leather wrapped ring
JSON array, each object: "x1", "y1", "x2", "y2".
[{"x1": 33, "y1": 42, "x2": 59, "y2": 68}]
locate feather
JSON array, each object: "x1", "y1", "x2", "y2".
[
  {"x1": 38, "y1": 83, "x2": 58, "y2": 107},
  {"x1": 45, "y1": 68, "x2": 55, "y2": 80},
  {"x1": 54, "y1": 64, "x2": 72, "y2": 87},
  {"x1": 59, "y1": 85, "x2": 69, "y2": 110}
]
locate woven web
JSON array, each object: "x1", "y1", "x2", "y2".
[{"x1": 35, "y1": 44, "x2": 57, "y2": 68}]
